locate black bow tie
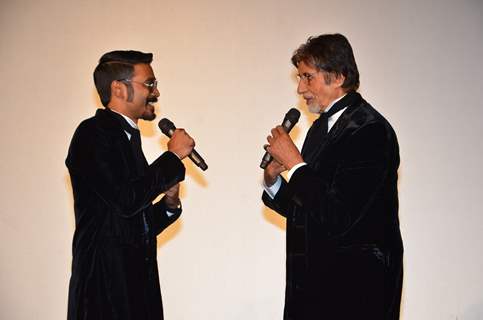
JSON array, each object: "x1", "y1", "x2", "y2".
[{"x1": 301, "y1": 91, "x2": 361, "y2": 163}]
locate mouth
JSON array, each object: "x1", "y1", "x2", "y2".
[
  {"x1": 141, "y1": 97, "x2": 157, "y2": 121},
  {"x1": 146, "y1": 97, "x2": 158, "y2": 108},
  {"x1": 304, "y1": 97, "x2": 313, "y2": 104},
  {"x1": 146, "y1": 97, "x2": 157, "y2": 104}
]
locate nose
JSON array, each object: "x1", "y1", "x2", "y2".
[
  {"x1": 152, "y1": 87, "x2": 160, "y2": 97},
  {"x1": 297, "y1": 79, "x2": 307, "y2": 95}
]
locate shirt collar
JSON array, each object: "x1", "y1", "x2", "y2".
[
  {"x1": 324, "y1": 93, "x2": 347, "y2": 115},
  {"x1": 111, "y1": 109, "x2": 139, "y2": 130}
]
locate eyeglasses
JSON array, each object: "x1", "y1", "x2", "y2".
[
  {"x1": 296, "y1": 72, "x2": 318, "y2": 85},
  {"x1": 118, "y1": 78, "x2": 158, "y2": 92}
]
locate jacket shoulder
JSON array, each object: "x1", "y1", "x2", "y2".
[
  {"x1": 72, "y1": 109, "x2": 123, "y2": 140},
  {"x1": 348, "y1": 99, "x2": 397, "y2": 138},
  {"x1": 65, "y1": 109, "x2": 122, "y2": 168}
]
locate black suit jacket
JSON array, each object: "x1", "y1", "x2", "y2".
[
  {"x1": 66, "y1": 108, "x2": 185, "y2": 320},
  {"x1": 263, "y1": 92, "x2": 404, "y2": 319}
]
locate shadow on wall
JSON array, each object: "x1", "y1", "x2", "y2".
[
  {"x1": 157, "y1": 218, "x2": 182, "y2": 249},
  {"x1": 262, "y1": 205, "x2": 286, "y2": 231},
  {"x1": 154, "y1": 142, "x2": 209, "y2": 247}
]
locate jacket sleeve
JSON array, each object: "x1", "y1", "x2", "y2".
[
  {"x1": 66, "y1": 122, "x2": 186, "y2": 218},
  {"x1": 281, "y1": 122, "x2": 398, "y2": 235},
  {"x1": 262, "y1": 177, "x2": 291, "y2": 218},
  {"x1": 146, "y1": 197, "x2": 182, "y2": 236}
]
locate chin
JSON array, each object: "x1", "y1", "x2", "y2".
[
  {"x1": 308, "y1": 104, "x2": 322, "y2": 114},
  {"x1": 141, "y1": 112, "x2": 156, "y2": 121}
]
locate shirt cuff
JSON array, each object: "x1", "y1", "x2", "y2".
[
  {"x1": 166, "y1": 210, "x2": 176, "y2": 217},
  {"x1": 165, "y1": 202, "x2": 182, "y2": 217},
  {"x1": 167, "y1": 150, "x2": 181, "y2": 160},
  {"x1": 263, "y1": 175, "x2": 282, "y2": 199},
  {"x1": 287, "y1": 162, "x2": 307, "y2": 181}
]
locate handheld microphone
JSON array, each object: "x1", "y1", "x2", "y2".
[
  {"x1": 260, "y1": 108, "x2": 301, "y2": 169},
  {"x1": 158, "y1": 118, "x2": 208, "y2": 171}
]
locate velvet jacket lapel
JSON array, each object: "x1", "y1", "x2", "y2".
[
  {"x1": 306, "y1": 91, "x2": 363, "y2": 167},
  {"x1": 95, "y1": 108, "x2": 145, "y2": 178}
]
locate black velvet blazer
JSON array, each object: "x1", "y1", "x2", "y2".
[
  {"x1": 66, "y1": 108, "x2": 185, "y2": 320},
  {"x1": 263, "y1": 92, "x2": 404, "y2": 320}
]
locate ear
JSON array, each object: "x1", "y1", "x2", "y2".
[
  {"x1": 333, "y1": 73, "x2": 346, "y2": 88},
  {"x1": 111, "y1": 80, "x2": 127, "y2": 100}
]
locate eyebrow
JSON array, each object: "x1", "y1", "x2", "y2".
[{"x1": 297, "y1": 72, "x2": 313, "y2": 77}]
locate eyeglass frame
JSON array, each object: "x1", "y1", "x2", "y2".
[
  {"x1": 118, "y1": 78, "x2": 158, "y2": 92},
  {"x1": 296, "y1": 71, "x2": 319, "y2": 85}
]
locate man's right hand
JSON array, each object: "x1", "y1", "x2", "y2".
[
  {"x1": 167, "y1": 129, "x2": 195, "y2": 159},
  {"x1": 264, "y1": 159, "x2": 286, "y2": 187}
]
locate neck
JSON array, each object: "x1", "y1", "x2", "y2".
[{"x1": 107, "y1": 104, "x2": 138, "y2": 124}]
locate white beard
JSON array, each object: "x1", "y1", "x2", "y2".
[{"x1": 308, "y1": 103, "x2": 322, "y2": 114}]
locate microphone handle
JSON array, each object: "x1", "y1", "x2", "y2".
[
  {"x1": 260, "y1": 151, "x2": 273, "y2": 169},
  {"x1": 189, "y1": 150, "x2": 208, "y2": 171},
  {"x1": 260, "y1": 119, "x2": 294, "y2": 169},
  {"x1": 166, "y1": 129, "x2": 208, "y2": 171}
]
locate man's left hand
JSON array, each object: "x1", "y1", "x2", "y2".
[{"x1": 164, "y1": 183, "x2": 181, "y2": 209}]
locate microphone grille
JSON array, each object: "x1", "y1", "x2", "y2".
[
  {"x1": 285, "y1": 108, "x2": 301, "y2": 123},
  {"x1": 158, "y1": 118, "x2": 176, "y2": 135}
]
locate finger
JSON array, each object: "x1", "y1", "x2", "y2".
[
  {"x1": 270, "y1": 127, "x2": 279, "y2": 137},
  {"x1": 276, "y1": 126, "x2": 286, "y2": 135},
  {"x1": 166, "y1": 186, "x2": 179, "y2": 197}
]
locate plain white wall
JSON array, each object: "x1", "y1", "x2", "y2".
[{"x1": 1, "y1": 0, "x2": 482, "y2": 319}]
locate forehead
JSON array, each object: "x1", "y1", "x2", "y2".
[
  {"x1": 132, "y1": 63, "x2": 155, "y2": 79},
  {"x1": 297, "y1": 60, "x2": 317, "y2": 74}
]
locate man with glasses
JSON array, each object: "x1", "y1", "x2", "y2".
[
  {"x1": 66, "y1": 50, "x2": 194, "y2": 320},
  {"x1": 262, "y1": 34, "x2": 403, "y2": 319}
]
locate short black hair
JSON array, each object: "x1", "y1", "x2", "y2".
[
  {"x1": 93, "y1": 50, "x2": 153, "y2": 106},
  {"x1": 291, "y1": 34, "x2": 360, "y2": 92}
]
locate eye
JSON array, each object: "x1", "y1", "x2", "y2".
[
  {"x1": 143, "y1": 79, "x2": 157, "y2": 90},
  {"x1": 296, "y1": 72, "x2": 316, "y2": 83},
  {"x1": 303, "y1": 73, "x2": 313, "y2": 81}
]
